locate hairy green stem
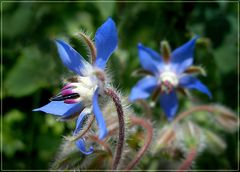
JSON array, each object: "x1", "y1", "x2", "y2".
[
  {"x1": 105, "y1": 88, "x2": 125, "y2": 171},
  {"x1": 177, "y1": 148, "x2": 197, "y2": 172},
  {"x1": 125, "y1": 116, "x2": 153, "y2": 171},
  {"x1": 172, "y1": 105, "x2": 216, "y2": 125}
]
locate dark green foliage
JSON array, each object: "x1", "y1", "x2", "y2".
[{"x1": 2, "y1": 1, "x2": 238, "y2": 170}]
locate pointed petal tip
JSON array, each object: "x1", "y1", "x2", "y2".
[
  {"x1": 99, "y1": 129, "x2": 108, "y2": 140},
  {"x1": 54, "y1": 39, "x2": 64, "y2": 45},
  {"x1": 74, "y1": 111, "x2": 88, "y2": 135},
  {"x1": 32, "y1": 108, "x2": 39, "y2": 112},
  {"x1": 165, "y1": 110, "x2": 177, "y2": 121},
  {"x1": 193, "y1": 35, "x2": 200, "y2": 39},
  {"x1": 189, "y1": 35, "x2": 200, "y2": 44},
  {"x1": 128, "y1": 91, "x2": 138, "y2": 102},
  {"x1": 179, "y1": 75, "x2": 212, "y2": 99},
  {"x1": 54, "y1": 39, "x2": 69, "y2": 50},
  {"x1": 32, "y1": 101, "x2": 83, "y2": 117},
  {"x1": 167, "y1": 116, "x2": 174, "y2": 122},
  {"x1": 54, "y1": 40, "x2": 62, "y2": 50},
  {"x1": 128, "y1": 92, "x2": 143, "y2": 103},
  {"x1": 192, "y1": 36, "x2": 200, "y2": 43},
  {"x1": 76, "y1": 139, "x2": 94, "y2": 155},
  {"x1": 55, "y1": 39, "x2": 60, "y2": 43},
  {"x1": 129, "y1": 76, "x2": 158, "y2": 102},
  {"x1": 159, "y1": 91, "x2": 179, "y2": 121},
  {"x1": 137, "y1": 43, "x2": 143, "y2": 47},
  {"x1": 170, "y1": 36, "x2": 200, "y2": 74},
  {"x1": 94, "y1": 17, "x2": 118, "y2": 69},
  {"x1": 128, "y1": 96, "x2": 134, "y2": 102},
  {"x1": 206, "y1": 90, "x2": 212, "y2": 99},
  {"x1": 106, "y1": 17, "x2": 114, "y2": 23},
  {"x1": 102, "y1": 17, "x2": 117, "y2": 29}
]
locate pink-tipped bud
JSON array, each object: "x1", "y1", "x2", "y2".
[
  {"x1": 64, "y1": 99, "x2": 79, "y2": 104},
  {"x1": 50, "y1": 84, "x2": 80, "y2": 102},
  {"x1": 61, "y1": 89, "x2": 75, "y2": 96},
  {"x1": 61, "y1": 83, "x2": 77, "y2": 91},
  {"x1": 51, "y1": 76, "x2": 97, "y2": 105}
]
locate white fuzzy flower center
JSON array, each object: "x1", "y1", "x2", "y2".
[
  {"x1": 72, "y1": 76, "x2": 97, "y2": 105},
  {"x1": 160, "y1": 71, "x2": 179, "y2": 87},
  {"x1": 60, "y1": 68, "x2": 107, "y2": 105}
]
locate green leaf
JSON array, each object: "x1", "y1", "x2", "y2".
[
  {"x1": 3, "y1": 4, "x2": 33, "y2": 39},
  {"x1": 2, "y1": 110, "x2": 26, "y2": 157},
  {"x1": 4, "y1": 45, "x2": 56, "y2": 97},
  {"x1": 213, "y1": 16, "x2": 238, "y2": 73},
  {"x1": 66, "y1": 12, "x2": 94, "y2": 35},
  {"x1": 95, "y1": 1, "x2": 116, "y2": 19}
]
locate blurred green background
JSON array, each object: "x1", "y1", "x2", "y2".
[{"x1": 1, "y1": 0, "x2": 238, "y2": 170}]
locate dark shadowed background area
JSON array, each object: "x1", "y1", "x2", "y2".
[{"x1": 2, "y1": 1, "x2": 239, "y2": 170}]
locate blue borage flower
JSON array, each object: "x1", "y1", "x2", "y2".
[
  {"x1": 129, "y1": 37, "x2": 211, "y2": 121},
  {"x1": 33, "y1": 18, "x2": 118, "y2": 154}
]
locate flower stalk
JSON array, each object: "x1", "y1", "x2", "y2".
[
  {"x1": 104, "y1": 88, "x2": 125, "y2": 171},
  {"x1": 177, "y1": 148, "x2": 197, "y2": 172},
  {"x1": 172, "y1": 105, "x2": 216, "y2": 125},
  {"x1": 125, "y1": 116, "x2": 153, "y2": 171},
  {"x1": 171, "y1": 104, "x2": 238, "y2": 132}
]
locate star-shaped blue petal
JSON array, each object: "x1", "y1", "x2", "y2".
[
  {"x1": 170, "y1": 36, "x2": 199, "y2": 74},
  {"x1": 34, "y1": 18, "x2": 118, "y2": 155},
  {"x1": 130, "y1": 37, "x2": 211, "y2": 120},
  {"x1": 95, "y1": 18, "x2": 118, "y2": 69},
  {"x1": 55, "y1": 40, "x2": 91, "y2": 76},
  {"x1": 129, "y1": 76, "x2": 158, "y2": 102}
]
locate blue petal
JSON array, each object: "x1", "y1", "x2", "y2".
[
  {"x1": 55, "y1": 39, "x2": 91, "y2": 76},
  {"x1": 138, "y1": 43, "x2": 162, "y2": 75},
  {"x1": 170, "y1": 36, "x2": 199, "y2": 74},
  {"x1": 129, "y1": 76, "x2": 158, "y2": 102},
  {"x1": 74, "y1": 111, "x2": 88, "y2": 135},
  {"x1": 142, "y1": 44, "x2": 164, "y2": 63},
  {"x1": 159, "y1": 91, "x2": 178, "y2": 121},
  {"x1": 92, "y1": 88, "x2": 108, "y2": 140},
  {"x1": 94, "y1": 18, "x2": 118, "y2": 69},
  {"x1": 75, "y1": 138, "x2": 94, "y2": 155},
  {"x1": 33, "y1": 101, "x2": 84, "y2": 117},
  {"x1": 179, "y1": 75, "x2": 212, "y2": 98}
]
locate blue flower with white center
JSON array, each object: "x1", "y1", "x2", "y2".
[
  {"x1": 129, "y1": 37, "x2": 212, "y2": 121},
  {"x1": 33, "y1": 18, "x2": 118, "y2": 154}
]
